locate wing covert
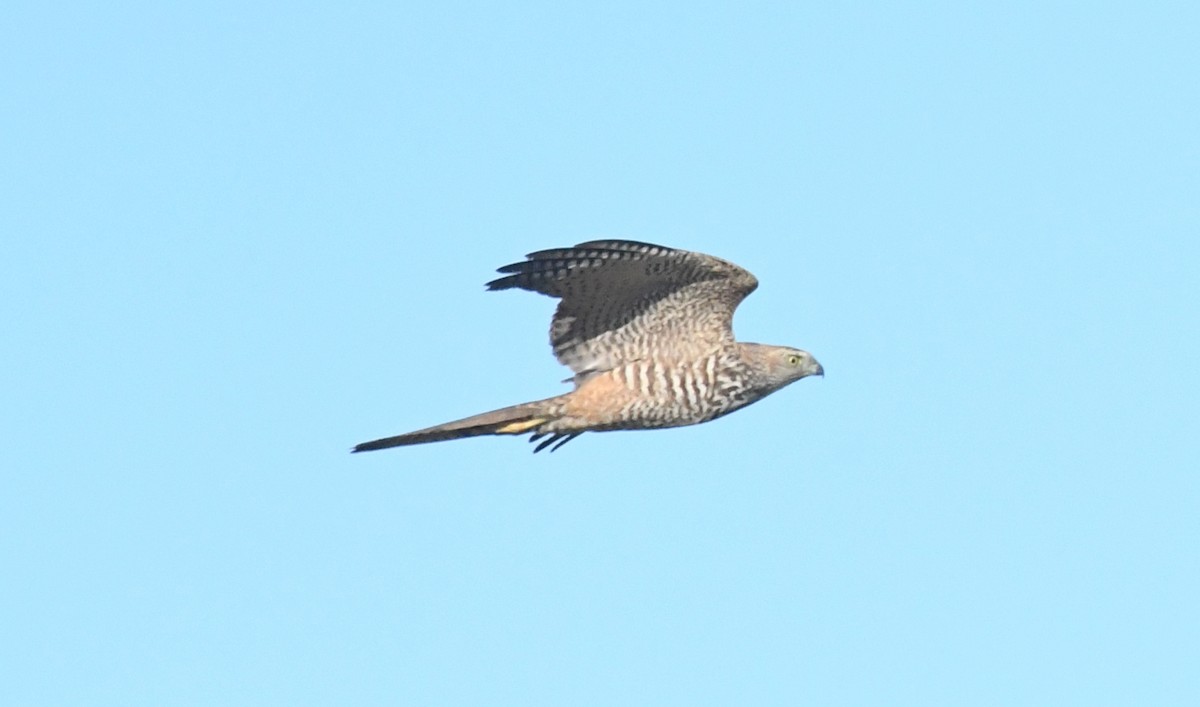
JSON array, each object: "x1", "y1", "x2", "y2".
[{"x1": 487, "y1": 240, "x2": 758, "y2": 375}]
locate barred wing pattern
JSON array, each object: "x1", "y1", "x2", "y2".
[{"x1": 487, "y1": 240, "x2": 759, "y2": 376}]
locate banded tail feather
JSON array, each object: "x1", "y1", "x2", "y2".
[{"x1": 352, "y1": 398, "x2": 572, "y2": 453}]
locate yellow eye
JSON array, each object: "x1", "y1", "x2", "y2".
[{"x1": 787, "y1": 354, "x2": 802, "y2": 366}]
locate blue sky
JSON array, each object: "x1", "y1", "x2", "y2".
[{"x1": 3, "y1": 1, "x2": 1197, "y2": 704}]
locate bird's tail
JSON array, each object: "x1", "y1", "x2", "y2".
[{"x1": 352, "y1": 397, "x2": 561, "y2": 453}]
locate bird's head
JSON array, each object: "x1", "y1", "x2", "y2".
[{"x1": 741, "y1": 343, "x2": 823, "y2": 391}]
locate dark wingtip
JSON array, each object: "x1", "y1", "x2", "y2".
[
  {"x1": 573, "y1": 239, "x2": 675, "y2": 254},
  {"x1": 486, "y1": 241, "x2": 677, "y2": 291}
]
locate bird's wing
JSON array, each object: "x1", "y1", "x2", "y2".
[{"x1": 487, "y1": 240, "x2": 759, "y2": 375}]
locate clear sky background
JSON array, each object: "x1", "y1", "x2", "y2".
[{"x1": 3, "y1": 2, "x2": 1197, "y2": 705}]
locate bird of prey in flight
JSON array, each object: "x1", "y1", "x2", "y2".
[{"x1": 354, "y1": 240, "x2": 822, "y2": 453}]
